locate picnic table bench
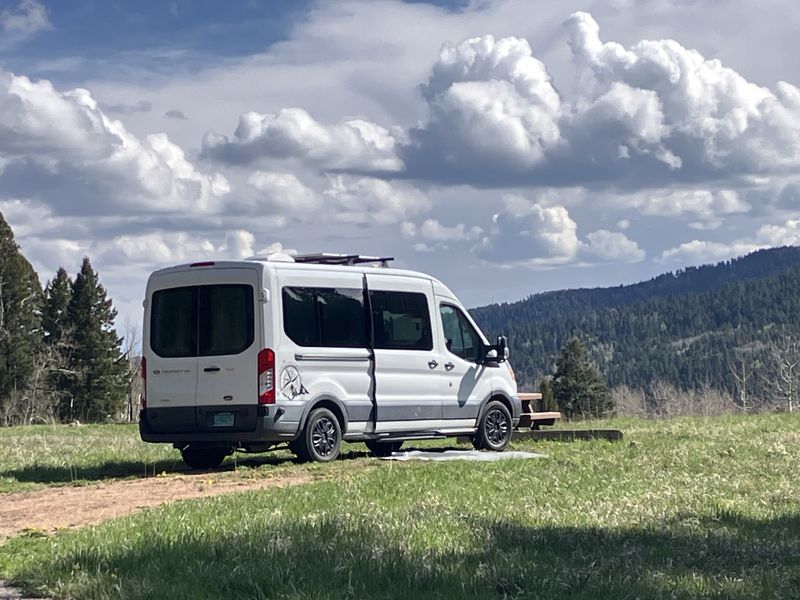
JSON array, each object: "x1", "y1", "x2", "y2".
[{"x1": 516, "y1": 392, "x2": 561, "y2": 430}]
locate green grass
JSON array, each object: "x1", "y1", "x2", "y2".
[
  {"x1": 0, "y1": 424, "x2": 178, "y2": 493},
  {"x1": 0, "y1": 423, "x2": 378, "y2": 494},
  {"x1": 2, "y1": 415, "x2": 800, "y2": 598}
]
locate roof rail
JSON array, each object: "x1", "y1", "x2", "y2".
[{"x1": 293, "y1": 253, "x2": 394, "y2": 267}]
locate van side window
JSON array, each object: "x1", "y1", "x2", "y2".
[
  {"x1": 370, "y1": 291, "x2": 433, "y2": 351},
  {"x1": 440, "y1": 304, "x2": 482, "y2": 362},
  {"x1": 283, "y1": 287, "x2": 367, "y2": 348}
]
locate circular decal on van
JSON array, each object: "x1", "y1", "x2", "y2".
[{"x1": 280, "y1": 366, "x2": 308, "y2": 400}]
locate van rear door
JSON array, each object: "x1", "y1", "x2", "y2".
[
  {"x1": 194, "y1": 268, "x2": 261, "y2": 416},
  {"x1": 147, "y1": 271, "x2": 200, "y2": 431},
  {"x1": 146, "y1": 265, "x2": 261, "y2": 433}
]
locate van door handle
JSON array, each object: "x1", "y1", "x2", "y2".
[
  {"x1": 428, "y1": 360, "x2": 438, "y2": 369},
  {"x1": 444, "y1": 362, "x2": 455, "y2": 371},
  {"x1": 203, "y1": 366, "x2": 221, "y2": 373}
]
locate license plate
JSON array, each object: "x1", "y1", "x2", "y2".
[{"x1": 213, "y1": 412, "x2": 235, "y2": 427}]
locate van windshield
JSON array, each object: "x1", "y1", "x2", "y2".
[{"x1": 151, "y1": 284, "x2": 254, "y2": 358}]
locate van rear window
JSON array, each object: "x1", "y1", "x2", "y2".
[
  {"x1": 151, "y1": 287, "x2": 195, "y2": 358},
  {"x1": 150, "y1": 284, "x2": 254, "y2": 357}
]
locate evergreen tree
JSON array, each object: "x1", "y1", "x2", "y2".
[
  {"x1": 43, "y1": 268, "x2": 74, "y2": 419},
  {"x1": 0, "y1": 212, "x2": 43, "y2": 420},
  {"x1": 539, "y1": 377, "x2": 558, "y2": 412},
  {"x1": 43, "y1": 268, "x2": 72, "y2": 346},
  {"x1": 552, "y1": 337, "x2": 612, "y2": 420},
  {"x1": 65, "y1": 257, "x2": 127, "y2": 422}
]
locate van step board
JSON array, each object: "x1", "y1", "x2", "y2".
[{"x1": 374, "y1": 433, "x2": 448, "y2": 442}]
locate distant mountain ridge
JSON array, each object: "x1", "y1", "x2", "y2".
[{"x1": 471, "y1": 246, "x2": 800, "y2": 392}]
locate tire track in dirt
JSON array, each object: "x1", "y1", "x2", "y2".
[{"x1": 0, "y1": 472, "x2": 312, "y2": 540}]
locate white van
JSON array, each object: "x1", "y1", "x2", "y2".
[{"x1": 140, "y1": 253, "x2": 520, "y2": 468}]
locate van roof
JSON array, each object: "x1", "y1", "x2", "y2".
[{"x1": 148, "y1": 258, "x2": 456, "y2": 298}]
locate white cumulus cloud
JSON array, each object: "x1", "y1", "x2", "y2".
[
  {"x1": 322, "y1": 176, "x2": 430, "y2": 225},
  {"x1": 660, "y1": 219, "x2": 800, "y2": 265},
  {"x1": 247, "y1": 171, "x2": 322, "y2": 214},
  {"x1": 475, "y1": 196, "x2": 643, "y2": 266},
  {"x1": 201, "y1": 108, "x2": 403, "y2": 173},
  {"x1": 0, "y1": 69, "x2": 229, "y2": 215}
]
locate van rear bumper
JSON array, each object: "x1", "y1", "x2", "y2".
[{"x1": 139, "y1": 404, "x2": 302, "y2": 444}]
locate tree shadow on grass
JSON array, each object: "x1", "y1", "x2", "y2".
[
  {"x1": 9, "y1": 510, "x2": 800, "y2": 599},
  {"x1": 2, "y1": 458, "x2": 189, "y2": 486},
  {"x1": 2, "y1": 446, "x2": 380, "y2": 486}
]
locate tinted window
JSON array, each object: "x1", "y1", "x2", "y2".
[
  {"x1": 150, "y1": 284, "x2": 254, "y2": 358},
  {"x1": 151, "y1": 287, "x2": 195, "y2": 358},
  {"x1": 198, "y1": 285, "x2": 254, "y2": 356},
  {"x1": 371, "y1": 291, "x2": 432, "y2": 351},
  {"x1": 282, "y1": 287, "x2": 318, "y2": 346},
  {"x1": 283, "y1": 287, "x2": 367, "y2": 348},
  {"x1": 440, "y1": 305, "x2": 464, "y2": 357},
  {"x1": 440, "y1": 304, "x2": 482, "y2": 362}
]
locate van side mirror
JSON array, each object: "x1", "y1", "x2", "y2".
[
  {"x1": 482, "y1": 336, "x2": 509, "y2": 363},
  {"x1": 496, "y1": 336, "x2": 509, "y2": 362}
]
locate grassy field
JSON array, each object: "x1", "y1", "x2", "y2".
[
  {"x1": 0, "y1": 423, "x2": 358, "y2": 494},
  {"x1": 2, "y1": 415, "x2": 800, "y2": 599}
]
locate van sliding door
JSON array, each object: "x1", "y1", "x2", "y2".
[{"x1": 366, "y1": 274, "x2": 445, "y2": 432}]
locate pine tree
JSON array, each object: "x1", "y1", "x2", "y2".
[
  {"x1": 539, "y1": 377, "x2": 558, "y2": 412},
  {"x1": 43, "y1": 268, "x2": 72, "y2": 346},
  {"x1": 0, "y1": 212, "x2": 43, "y2": 422},
  {"x1": 552, "y1": 337, "x2": 613, "y2": 420},
  {"x1": 65, "y1": 257, "x2": 128, "y2": 422},
  {"x1": 42, "y1": 267, "x2": 74, "y2": 419}
]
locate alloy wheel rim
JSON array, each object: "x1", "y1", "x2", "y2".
[
  {"x1": 311, "y1": 417, "x2": 338, "y2": 456},
  {"x1": 485, "y1": 409, "x2": 509, "y2": 445}
]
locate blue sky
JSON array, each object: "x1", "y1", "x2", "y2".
[{"x1": 2, "y1": 0, "x2": 800, "y2": 327}]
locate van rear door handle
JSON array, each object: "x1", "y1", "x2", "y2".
[
  {"x1": 203, "y1": 366, "x2": 221, "y2": 373},
  {"x1": 444, "y1": 362, "x2": 455, "y2": 371},
  {"x1": 428, "y1": 360, "x2": 438, "y2": 369}
]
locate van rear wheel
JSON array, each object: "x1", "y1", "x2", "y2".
[
  {"x1": 473, "y1": 401, "x2": 512, "y2": 451},
  {"x1": 297, "y1": 408, "x2": 341, "y2": 462},
  {"x1": 181, "y1": 444, "x2": 227, "y2": 470},
  {"x1": 365, "y1": 440, "x2": 402, "y2": 457}
]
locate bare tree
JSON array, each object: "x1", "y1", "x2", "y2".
[
  {"x1": 764, "y1": 334, "x2": 800, "y2": 413},
  {"x1": 120, "y1": 316, "x2": 142, "y2": 422},
  {"x1": 729, "y1": 350, "x2": 752, "y2": 413}
]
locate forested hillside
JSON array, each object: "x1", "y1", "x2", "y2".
[{"x1": 471, "y1": 247, "x2": 800, "y2": 394}]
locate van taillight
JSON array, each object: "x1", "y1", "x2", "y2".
[
  {"x1": 141, "y1": 356, "x2": 147, "y2": 409},
  {"x1": 258, "y1": 348, "x2": 275, "y2": 404}
]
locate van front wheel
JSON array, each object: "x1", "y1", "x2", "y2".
[
  {"x1": 181, "y1": 444, "x2": 227, "y2": 470},
  {"x1": 298, "y1": 408, "x2": 341, "y2": 462},
  {"x1": 473, "y1": 401, "x2": 512, "y2": 451}
]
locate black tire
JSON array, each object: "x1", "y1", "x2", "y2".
[
  {"x1": 181, "y1": 444, "x2": 227, "y2": 470},
  {"x1": 297, "y1": 408, "x2": 341, "y2": 462},
  {"x1": 365, "y1": 440, "x2": 403, "y2": 457},
  {"x1": 472, "y1": 401, "x2": 512, "y2": 451}
]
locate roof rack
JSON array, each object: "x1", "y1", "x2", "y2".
[{"x1": 292, "y1": 253, "x2": 394, "y2": 267}]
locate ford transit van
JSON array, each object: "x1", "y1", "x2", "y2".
[{"x1": 140, "y1": 253, "x2": 520, "y2": 468}]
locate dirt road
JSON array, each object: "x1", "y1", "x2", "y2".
[{"x1": 0, "y1": 471, "x2": 311, "y2": 540}]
